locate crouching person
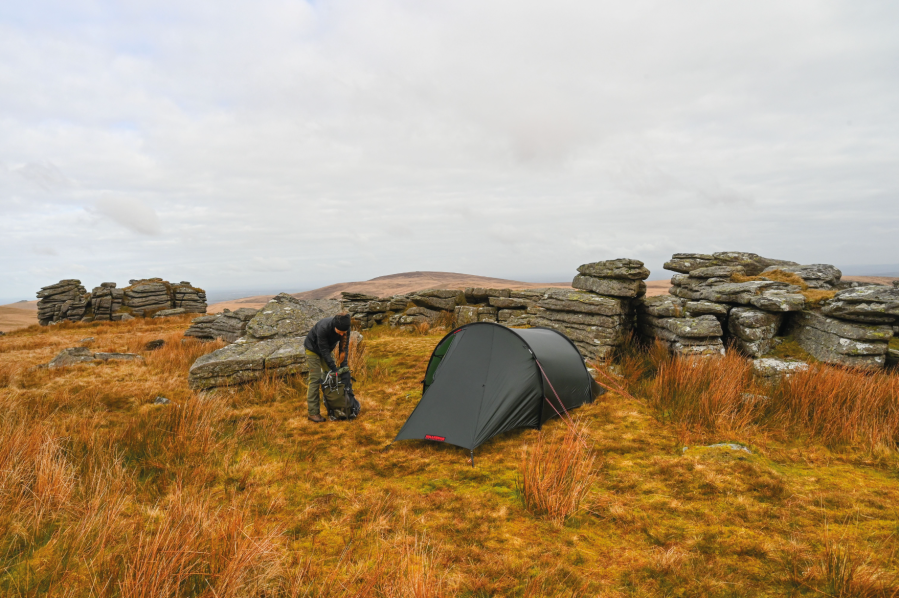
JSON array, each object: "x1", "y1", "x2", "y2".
[{"x1": 304, "y1": 312, "x2": 351, "y2": 423}]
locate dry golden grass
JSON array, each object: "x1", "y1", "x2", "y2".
[{"x1": 2, "y1": 318, "x2": 899, "y2": 596}]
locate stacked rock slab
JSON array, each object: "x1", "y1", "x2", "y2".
[
  {"x1": 664, "y1": 252, "x2": 799, "y2": 276},
  {"x1": 172, "y1": 282, "x2": 207, "y2": 313},
  {"x1": 123, "y1": 279, "x2": 175, "y2": 317},
  {"x1": 184, "y1": 308, "x2": 259, "y2": 343},
  {"x1": 188, "y1": 294, "x2": 340, "y2": 390},
  {"x1": 460, "y1": 288, "x2": 549, "y2": 328},
  {"x1": 528, "y1": 259, "x2": 650, "y2": 361},
  {"x1": 790, "y1": 310, "x2": 893, "y2": 370},
  {"x1": 533, "y1": 287, "x2": 636, "y2": 361},
  {"x1": 728, "y1": 307, "x2": 784, "y2": 357},
  {"x1": 636, "y1": 295, "x2": 726, "y2": 356},
  {"x1": 343, "y1": 293, "x2": 411, "y2": 330},
  {"x1": 90, "y1": 283, "x2": 124, "y2": 321},
  {"x1": 37, "y1": 280, "x2": 91, "y2": 325}
]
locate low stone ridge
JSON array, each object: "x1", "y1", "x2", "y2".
[
  {"x1": 187, "y1": 294, "x2": 342, "y2": 389},
  {"x1": 664, "y1": 252, "x2": 798, "y2": 276},
  {"x1": 821, "y1": 286, "x2": 899, "y2": 323},
  {"x1": 752, "y1": 358, "x2": 809, "y2": 379},
  {"x1": 47, "y1": 347, "x2": 143, "y2": 368},
  {"x1": 184, "y1": 308, "x2": 259, "y2": 343},
  {"x1": 153, "y1": 308, "x2": 187, "y2": 318},
  {"x1": 37, "y1": 278, "x2": 207, "y2": 325}
]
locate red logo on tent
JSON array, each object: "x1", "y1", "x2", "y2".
[{"x1": 425, "y1": 434, "x2": 445, "y2": 442}]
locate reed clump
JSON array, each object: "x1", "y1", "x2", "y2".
[{"x1": 517, "y1": 420, "x2": 597, "y2": 525}]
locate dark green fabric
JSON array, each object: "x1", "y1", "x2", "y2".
[
  {"x1": 395, "y1": 323, "x2": 597, "y2": 451},
  {"x1": 515, "y1": 328, "x2": 595, "y2": 424}
]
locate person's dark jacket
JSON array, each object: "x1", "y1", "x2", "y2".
[{"x1": 304, "y1": 316, "x2": 346, "y2": 372}]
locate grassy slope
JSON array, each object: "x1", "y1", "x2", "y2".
[{"x1": 1, "y1": 318, "x2": 898, "y2": 597}]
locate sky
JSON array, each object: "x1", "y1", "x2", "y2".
[{"x1": 2, "y1": 0, "x2": 898, "y2": 303}]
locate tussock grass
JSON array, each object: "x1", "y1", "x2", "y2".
[
  {"x1": 517, "y1": 419, "x2": 597, "y2": 525},
  {"x1": 2, "y1": 319, "x2": 899, "y2": 596}
]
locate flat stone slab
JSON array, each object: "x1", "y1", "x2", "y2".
[
  {"x1": 153, "y1": 308, "x2": 187, "y2": 318},
  {"x1": 576, "y1": 258, "x2": 650, "y2": 280},
  {"x1": 538, "y1": 289, "x2": 631, "y2": 316},
  {"x1": 793, "y1": 310, "x2": 893, "y2": 342},
  {"x1": 246, "y1": 293, "x2": 340, "y2": 340},
  {"x1": 572, "y1": 275, "x2": 646, "y2": 298},
  {"x1": 752, "y1": 358, "x2": 809, "y2": 378},
  {"x1": 188, "y1": 336, "x2": 310, "y2": 390}
]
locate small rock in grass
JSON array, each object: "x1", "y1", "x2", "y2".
[
  {"x1": 80, "y1": 337, "x2": 95, "y2": 344},
  {"x1": 144, "y1": 339, "x2": 165, "y2": 351},
  {"x1": 120, "y1": 313, "x2": 135, "y2": 321},
  {"x1": 153, "y1": 396, "x2": 171, "y2": 405}
]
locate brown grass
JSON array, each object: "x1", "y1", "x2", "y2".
[
  {"x1": 517, "y1": 420, "x2": 597, "y2": 525},
  {"x1": 3, "y1": 318, "x2": 899, "y2": 596}
]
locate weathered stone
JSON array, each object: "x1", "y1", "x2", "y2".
[
  {"x1": 510, "y1": 289, "x2": 551, "y2": 299},
  {"x1": 792, "y1": 311, "x2": 893, "y2": 342},
  {"x1": 144, "y1": 339, "x2": 165, "y2": 351},
  {"x1": 640, "y1": 314, "x2": 723, "y2": 338},
  {"x1": 821, "y1": 286, "x2": 899, "y2": 323},
  {"x1": 637, "y1": 295, "x2": 686, "y2": 318},
  {"x1": 752, "y1": 358, "x2": 809, "y2": 379},
  {"x1": 636, "y1": 321, "x2": 723, "y2": 346},
  {"x1": 749, "y1": 291, "x2": 806, "y2": 312},
  {"x1": 489, "y1": 297, "x2": 536, "y2": 309},
  {"x1": 576, "y1": 258, "x2": 650, "y2": 280},
  {"x1": 571, "y1": 341, "x2": 615, "y2": 362},
  {"x1": 189, "y1": 339, "x2": 292, "y2": 389},
  {"x1": 48, "y1": 347, "x2": 96, "y2": 368},
  {"x1": 36, "y1": 280, "x2": 91, "y2": 325},
  {"x1": 664, "y1": 252, "x2": 798, "y2": 276},
  {"x1": 120, "y1": 313, "x2": 135, "y2": 321},
  {"x1": 410, "y1": 295, "x2": 458, "y2": 311},
  {"x1": 478, "y1": 313, "x2": 498, "y2": 323},
  {"x1": 341, "y1": 292, "x2": 380, "y2": 302},
  {"x1": 538, "y1": 289, "x2": 632, "y2": 316},
  {"x1": 477, "y1": 306, "x2": 498, "y2": 315},
  {"x1": 417, "y1": 289, "x2": 464, "y2": 300},
  {"x1": 245, "y1": 294, "x2": 340, "y2": 341},
  {"x1": 794, "y1": 325, "x2": 887, "y2": 369},
  {"x1": 684, "y1": 301, "x2": 729, "y2": 317},
  {"x1": 406, "y1": 306, "x2": 441, "y2": 320},
  {"x1": 465, "y1": 288, "x2": 510, "y2": 302},
  {"x1": 534, "y1": 310, "x2": 628, "y2": 329},
  {"x1": 728, "y1": 307, "x2": 782, "y2": 342},
  {"x1": 669, "y1": 340, "x2": 725, "y2": 357},
  {"x1": 497, "y1": 309, "x2": 527, "y2": 322},
  {"x1": 153, "y1": 396, "x2": 171, "y2": 405},
  {"x1": 794, "y1": 325, "x2": 887, "y2": 357},
  {"x1": 153, "y1": 308, "x2": 187, "y2": 318},
  {"x1": 762, "y1": 264, "x2": 841, "y2": 289},
  {"x1": 572, "y1": 275, "x2": 646, "y2": 298},
  {"x1": 730, "y1": 337, "x2": 779, "y2": 358},
  {"x1": 454, "y1": 305, "x2": 479, "y2": 327},
  {"x1": 534, "y1": 318, "x2": 627, "y2": 345},
  {"x1": 688, "y1": 266, "x2": 746, "y2": 279}
]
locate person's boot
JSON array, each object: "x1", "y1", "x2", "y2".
[{"x1": 307, "y1": 414, "x2": 326, "y2": 423}]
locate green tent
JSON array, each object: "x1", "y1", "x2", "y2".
[{"x1": 394, "y1": 322, "x2": 604, "y2": 454}]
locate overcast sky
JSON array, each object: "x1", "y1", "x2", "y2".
[{"x1": 2, "y1": 1, "x2": 898, "y2": 303}]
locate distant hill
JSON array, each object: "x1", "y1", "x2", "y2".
[{"x1": 208, "y1": 271, "x2": 573, "y2": 312}]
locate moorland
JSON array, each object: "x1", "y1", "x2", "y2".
[{"x1": 1, "y1": 314, "x2": 898, "y2": 597}]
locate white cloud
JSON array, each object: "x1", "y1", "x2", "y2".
[
  {"x1": 0, "y1": 0, "x2": 897, "y2": 299},
  {"x1": 92, "y1": 197, "x2": 162, "y2": 235}
]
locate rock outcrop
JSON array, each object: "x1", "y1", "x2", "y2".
[
  {"x1": 790, "y1": 310, "x2": 892, "y2": 369},
  {"x1": 636, "y1": 295, "x2": 726, "y2": 356},
  {"x1": 534, "y1": 288, "x2": 636, "y2": 360},
  {"x1": 37, "y1": 280, "x2": 91, "y2": 325},
  {"x1": 184, "y1": 308, "x2": 259, "y2": 343},
  {"x1": 664, "y1": 252, "x2": 798, "y2": 276},
  {"x1": 37, "y1": 278, "x2": 207, "y2": 325},
  {"x1": 188, "y1": 294, "x2": 341, "y2": 390}
]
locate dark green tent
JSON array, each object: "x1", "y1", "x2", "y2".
[{"x1": 394, "y1": 322, "x2": 604, "y2": 454}]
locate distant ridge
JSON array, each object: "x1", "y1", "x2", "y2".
[{"x1": 208, "y1": 271, "x2": 571, "y2": 312}]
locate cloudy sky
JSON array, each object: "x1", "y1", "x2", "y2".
[{"x1": 2, "y1": 1, "x2": 898, "y2": 303}]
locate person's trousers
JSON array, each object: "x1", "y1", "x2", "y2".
[{"x1": 305, "y1": 349, "x2": 328, "y2": 416}]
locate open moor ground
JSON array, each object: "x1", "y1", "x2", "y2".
[{"x1": 1, "y1": 316, "x2": 899, "y2": 596}]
